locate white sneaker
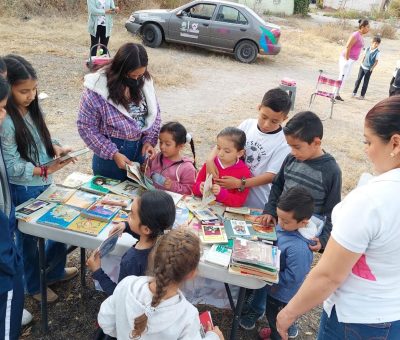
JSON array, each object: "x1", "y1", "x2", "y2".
[{"x1": 22, "y1": 309, "x2": 33, "y2": 326}]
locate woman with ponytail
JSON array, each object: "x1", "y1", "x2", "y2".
[{"x1": 98, "y1": 229, "x2": 224, "y2": 340}]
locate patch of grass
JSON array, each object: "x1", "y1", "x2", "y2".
[{"x1": 371, "y1": 23, "x2": 398, "y2": 39}]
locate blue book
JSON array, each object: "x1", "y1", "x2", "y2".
[{"x1": 36, "y1": 205, "x2": 81, "y2": 229}]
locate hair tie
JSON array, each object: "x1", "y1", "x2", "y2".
[
  {"x1": 186, "y1": 133, "x2": 192, "y2": 144},
  {"x1": 144, "y1": 305, "x2": 156, "y2": 318}
]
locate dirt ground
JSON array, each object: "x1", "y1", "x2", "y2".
[{"x1": 1, "y1": 9, "x2": 399, "y2": 340}]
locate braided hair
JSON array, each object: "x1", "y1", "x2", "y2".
[{"x1": 131, "y1": 230, "x2": 201, "y2": 338}]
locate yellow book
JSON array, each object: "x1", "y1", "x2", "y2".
[{"x1": 67, "y1": 216, "x2": 107, "y2": 236}]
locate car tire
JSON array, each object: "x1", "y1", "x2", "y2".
[
  {"x1": 142, "y1": 23, "x2": 163, "y2": 48},
  {"x1": 234, "y1": 40, "x2": 258, "y2": 64}
]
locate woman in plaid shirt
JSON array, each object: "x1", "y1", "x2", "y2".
[{"x1": 77, "y1": 43, "x2": 161, "y2": 181}]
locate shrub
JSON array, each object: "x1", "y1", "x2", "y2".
[
  {"x1": 371, "y1": 23, "x2": 398, "y2": 39},
  {"x1": 294, "y1": 0, "x2": 309, "y2": 16},
  {"x1": 317, "y1": 0, "x2": 324, "y2": 9},
  {"x1": 389, "y1": 0, "x2": 400, "y2": 17}
]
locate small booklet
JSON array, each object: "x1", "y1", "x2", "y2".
[
  {"x1": 15, "y1": 199, "x2": 55, "y2": 222},
  {"x1": 36, "y1": 185, "x2": 76, "y2": 203},
  {"x1": 36, "y1": 204, "x2": 81, "y2": 229},
  {"x1": 200, "y1": 223, "x2": 228, "y2": 244},
  {"x1": 225, "y1": 206, "x2": 250, "y2": 215},
  {"x1": 64, "y1": 190, "x2": 101, "y2": 210},
  {"x1": 202, "y1": 173, "x2": 215, "y2": 206},
  {"x1": 107, "y1": 180, "x2": 141, "y2": 198},
  {"x1": 41, "y1": 147, "x2": 90, "y2": 166},
  {"x1": 199, "y1": 311, "x2": 213, "y2": 337},
  {"x1": 126, "y1": 163, "x2": 155, "y2": 191},
  {"x1": 97, "y1": 228, "x2": 122, "y2": 258},
  {"x1": 204, "y1": 244, "x2": 232, "y2": 268},
  {"x1": 67, "y1": 215, "x2": 108, "y2": 236},
  {"x1": 100, "y1": 193, "x2": 132, "y2": 208},
  {"x1": 81, "y1": 202, "x2": 121, "y2": 221},
  {"x1": 81, "y1": 176, "x2": 120, "y2": 195},
  {"x1": 62, "y1": 172, "x2": 93, "y2": 188}
]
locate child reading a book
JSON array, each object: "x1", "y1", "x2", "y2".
[
  {"x1": 0, "y1": 55, "x2": 78, "y2": 303},
  {"x1": 145, "y1": 122, "x2": 196, "y2": 195},
  {"x1": 193, "y1": 127, "x2": 251, "y2": 207},
  {"x1": 258, "y1": 187, "x2": 318, "y2": 340},
  {"x1": 87, "y1": 190, "x2": 176, "y2": 296},
  {"x1": 98, "y1": 229, "x2": 224, "y2": 340}
]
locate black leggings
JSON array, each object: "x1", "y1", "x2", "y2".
[{"x1": 90, "y1": 25, "x2": 109, "y2": 56}]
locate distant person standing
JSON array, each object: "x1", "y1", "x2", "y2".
[
  {"x1": 335, "y1": 19, "x2": 370, "y2": 102},
  {"x1": 352, "y1": 36, "x2": 381, "y2": 100},
  {"x1": 87, "y1": 0, "x2": 120, "y2": 57}
]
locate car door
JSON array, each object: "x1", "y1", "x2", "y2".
[
  {"x1": 209, "y1": 5, "x2": 250, "y2": 51},
  {"x1": 168, "y1": 3, "x2": 217, "y2": 46}
]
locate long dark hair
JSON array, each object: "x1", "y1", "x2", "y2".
[
  {"x1": 106, "y1": 43, "x2": 150, "y2": 110},
  {"x1": 0, "y1": 76, "x2": 9, "y2": 101},
  {"x1": 4, "y1": 55, "x2": 55, "y2": 164}
]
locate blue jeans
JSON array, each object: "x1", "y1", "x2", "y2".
[
  {"x1": 92, "y1": 137, "x2": 144, "y2": 181},
  {"x1": 249, "y1": 286, "x2": 268, "y2": 314},
  {"x1": 10, "y1": 184, "x2": 67, "y2": 295},
  {"x1": 318, "y1": 306, "x2": 400, "y2": 340}
]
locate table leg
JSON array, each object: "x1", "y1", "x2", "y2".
[
  {"x1": 38, "y1": 237, "x2": 48, "y2": 333},
  {"x1": 80, "y1": 248, "x2": 86, "y2": 289},
  {"x1": 229, "y1": 287, "x2": 246, "y2": 340},
  {"x1": 224, "y1": 283, "x2": 235, "y2": 311}
]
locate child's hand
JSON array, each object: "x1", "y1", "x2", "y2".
[
  {"x1": 47, "y1": 158, "x2": 74, "y2": 174},
  {"x1": 164, "y1": 178, "x2": 172, "y2": 189},
  {"x1": 200, "y1": 182, "x2": 205, "y2": 194},
  {"x1": 256, "y1": 214, "x2": 276, "y2": 227},
  {"x1": 206, "y1": 322, "x2": 224, "y2": 340},
  {"x1": 108, "y1": 222, "x2": 125, "y2": 237},
  {"x1": 309, "y1": 237, "x2": 322, "y2": 252},
  {"x1": 53, "y1": 145, "x2": 72, "y2": 157},
  {"x1": 211, "y1": 184, "x2": 221, "y2": 195},
  {"x1": 142, "y1": 143, "x2": 156, "y2": 160},
  {"x1": 86, "y1": 249, "x2": 101, "y2": 272},
  {"x1": 214, "y1": 176, "x2": 241, "y2": 189},
  {"x1": 206, "y1": 159, "x2": 219, "y2": 179}
]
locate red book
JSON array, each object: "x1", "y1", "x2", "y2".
[{"x1": 199, "y1": 311, "x2": 213, "y2": 332}]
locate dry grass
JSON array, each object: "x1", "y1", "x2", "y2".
[{"x1": 371, "y1": 23, "x2": 398, "y2": 39}]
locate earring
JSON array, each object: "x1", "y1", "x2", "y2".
[{"x1": 390, "y1": 152, "x2": 395, "y2": 158}]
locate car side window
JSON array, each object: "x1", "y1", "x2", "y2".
[
  {"x1": 215, "y1": 6, "x2": 248, "y2": 25},
  {"x1": 185, "y1": 4, "x2": 216, "y2": 20}
]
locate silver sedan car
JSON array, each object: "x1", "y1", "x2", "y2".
[{"x1": 125, "y1": 0, "x2": 281, "y2": 63}]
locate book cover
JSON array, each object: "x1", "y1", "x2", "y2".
[
  {"x1": 226, "y1": 206, "x2": 251, "y2": 215},
  {"x1": 15, "y1": 199, "x2": 55, "y2": 222},
  {"x1": 82, "y1": 203, "x2": 121, "y2": 221},
  {"x1": 194, "y1": 208, "x2": 219, "y2": 222},
  {"x1": 62, "y1": 172, "x2": 93, "y2": 188},
  {"x1": 231, "y1": 238, "x2": 278, "y2": 268},
  {"x1": 36, "y1": 205, "x2": 81, "y2": 229},
  {"x1": 224, "y1": 220, "x2": 277, "y2": 242},
  {"x1": 97, "y1": 229, "x2": 122, "y2": 257},
  {"x1": 126, "y1": 163, "x2": 155, "y2": 190},
  {"x1": 81, "y1": 176, "x2": 120, "y2": 195},
  {"x1": 37, "y1": 185, "x2": 76, "y2": 203},
  {"x1": 202, "y1": 173, "x2": 215, "y2": 206},
  {"x1": 100, "y1": 193, "x2": 132, "y2": 208},
  {"x1": 200, "y1": 224, "x2": 228, "y2": 244},
  {"x1": 173, "y1": 206, "x2": 192, "y2": 229},
  {"x1": 112, "y1": 210, "x2": 129, "y2": 223},
  {"x1": 199, "y1": 311, "x2": 213, "y2": 337},
  {"x1": 67, "y1": 216, "x2": 107, "y2": 236},
  {"x1": 65, "y1": 190, "x2": 101, "y2": 209},
  {"x1": 108, "y1": 180, "x2": 141, "y2": 198},
  {"x1": 204, "y1": 244, "x2": 232, "y2": 268}
]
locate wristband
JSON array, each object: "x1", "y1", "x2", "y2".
[{"x1": 238, "y1": 177, "x2": 246, "y2": 192}]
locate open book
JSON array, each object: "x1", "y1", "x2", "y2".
[{"x1": 126, "y1": 163, "x2": 155, "y2": 190}]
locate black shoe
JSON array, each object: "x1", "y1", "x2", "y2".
[{"x1": 335, "y1": 95, "x2": 344, "y2": 101}]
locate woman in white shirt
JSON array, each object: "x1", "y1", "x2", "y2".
[{"x1": 276, "y1": 95, "x2": 400, "y2": 339}]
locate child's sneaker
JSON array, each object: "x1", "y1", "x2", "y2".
[
  {"x1": 352, "y1": 93, "x2": 356, "y2": 97},
  {"x1": 239, "y1": 307, "x2": 265, "y2": 330},
  {"x1": 259, "y1": 327, "x2": 272, "y2": 339},
  {"x1": 288, "y1": 323, "x2": 299, "y2": 338}
]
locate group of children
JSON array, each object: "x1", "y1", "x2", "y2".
[{"x1": 0, "y1": 52, "x2": 345, "y2": 340}]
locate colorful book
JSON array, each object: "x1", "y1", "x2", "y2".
[
  {"x1": 226, "y1": 206, "x2": 251, "y2": 215},
  {"x1": 224, "y1": 219, "x2": 277, "y2": 241},
  {"x1": 81, "y1": 176, "x2": 120, "y2": 195},
  {"x1": 173, "y1": 206, "x2": 193, "y2": 229},
  {"x1": 98, "y1": 229, "x2": 122, "y2": 257},
  {"x1": 202, "y1": 173, "x2": 215, "y2": 206},
  {"x1": 107, "y1": 180, "x2": 141, "y2": 198},
  {"x1": 36, "y1": 205, "x2": 81, "y2": 229},
  {"x1": 15, "y1": 199, "x2": 55, "y2": 222},
  {"x1": 62, "y1": 172, "x2": 93, "y2": 188},
  {"x1": 36, "y1": 185, "x2": 76, "y2": 203},
  {"x1": 200, "y1": 223, "x2": 228, "y2": 244},
  {"x1": 204, "y1": 244, "x2": 232, "y2": 268},
  {"x1": 112, "y1": 210, "x2": 129, "y2": 223},
  {"x1": 199, "y1": 311, "x2": 213, "y2": 337},
  {"x1": 81, "y1": 202, "x2": 121, "y2": 221},
  {"x1": 100, "y1": 193, "x2": 132, "y2": 208},
  {"x1": 65, "y1": 190, "x2": 101, "y2": 209},
  {"x1": 67, "y1": 216, "x2": 107, "y2": 236},
  {"x1": 126, "y1": 163, "x2": 155, "y2": 190}
]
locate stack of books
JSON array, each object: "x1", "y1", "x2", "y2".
[{"x1": 229, "y1": 238, "x2": 280, "y2": 283}]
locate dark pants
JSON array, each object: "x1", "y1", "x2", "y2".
[
  {"x1": 0, "y1": 271, "x2": 24, "y2": 340},
  {"x1": 265, "y1": 295, "x2": 287, "y2": 340},
  {"x1": 90, "y1": 25, "x2": 109, "y2": 56},
  {"x1": 353, "y1": 67, "x2": 372, "y2": 97},
  {"x1": 92, "y1": 137, "x2": 144, "y2": 181}
]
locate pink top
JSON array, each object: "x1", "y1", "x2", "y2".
[{"x1": 342, "y1": 31, "x2": 364, "y2": 61}]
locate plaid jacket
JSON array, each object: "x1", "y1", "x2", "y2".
[{"x1": 77, "y1": 72, "x2": 161, "y2": 160}]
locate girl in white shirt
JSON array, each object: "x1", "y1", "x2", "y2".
[
  {"x1": 98, "y1": 230, "x2": 224, "y2": 340},
  {"x1": 275, "y1": 95, "x2": 400, "y2": 339}
]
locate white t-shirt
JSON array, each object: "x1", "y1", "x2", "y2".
[
  {"x1": 324, "y1": 168, "x2": 400, "y2": 324},
  {"x1": 97, "y1": 0, "x2": 106, "y2": 26},
  {"x1": 238, "y1": 119, "x2": 290, "y2": 209}
]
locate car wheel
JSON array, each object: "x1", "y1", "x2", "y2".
[
  {"x1": 142, "y1": 23, "x2": 163, "y2": 48},
  {"x1": 234, "y1": 40, "x2": 258, "y2": 64}
]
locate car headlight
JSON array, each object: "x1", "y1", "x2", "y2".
[{"x1": 129, "y1": 15, "x2": 136, "y2": 22}]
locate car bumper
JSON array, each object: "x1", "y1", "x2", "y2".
[
  {"x1": 259, "y1": 43, "x2": 281, "y2": 56},
  {"x1": 125, "y1": 21, "x2": 142, "y2": 34}
]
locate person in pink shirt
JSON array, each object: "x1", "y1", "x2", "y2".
[
  {"x1": 145, "y1": 122, "x2": 196, "y2": 195},
  {"x1": 335, "y1": 19, "x2": 370, "y2": 101},
  {"x1": 193, "y1": 127, "x2": 252, "y2": 207}
]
